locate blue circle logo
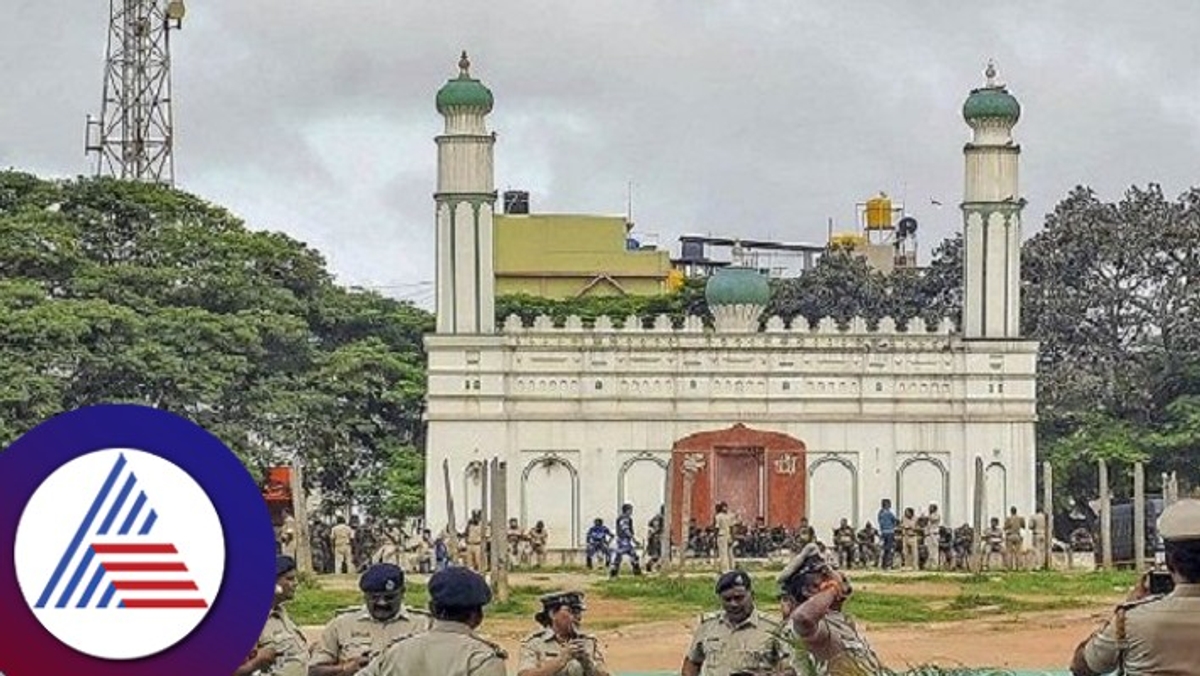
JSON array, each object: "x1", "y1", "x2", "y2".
[{"x1": 0, "y1": 405, "x2": 276, "y2": 675}]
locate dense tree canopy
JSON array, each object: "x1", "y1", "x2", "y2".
[{"x1": 0, "y1": 172, "x2": 433, "y2": 521}]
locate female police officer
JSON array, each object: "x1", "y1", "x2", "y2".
[{"x1": 517, "y1": 591, "x2": 609, "y2": 676}]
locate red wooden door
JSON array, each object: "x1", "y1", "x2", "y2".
[{"x1": 713, "y1": 449, "x2": 762, "y2": 523}]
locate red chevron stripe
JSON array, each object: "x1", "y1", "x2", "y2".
[
  {"x1": 122, "y1": 599, "x2": 209, "y2": 609},
  {"x1": 92, "y1": 544, "x2": 178, "y2": 554},
  {"x1": 101, "y1": 562, "x2": 189, "y2": 572},
  {"x1": 112, "y1": 580, "x2": 198, "y2": 590}
]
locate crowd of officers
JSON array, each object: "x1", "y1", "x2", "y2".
[
  {"x1": 687, "y1": 499, "x2": 1045, "y2": 573},
  {"x1": 244, "y1": 498, "x2": 1200, "y2": 675}
]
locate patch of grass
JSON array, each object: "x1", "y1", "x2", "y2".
[{"x1": 959, "y1": 570, "x2": 1137, "y2": 597}]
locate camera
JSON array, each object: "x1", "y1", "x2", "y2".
[{"x1": 1148, "y1": 570, "x2": 1174, "y2": 595}]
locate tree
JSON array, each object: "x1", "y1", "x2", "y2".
[{"x1": 0, "y1": 171, "x2": 433, "y2": 513}]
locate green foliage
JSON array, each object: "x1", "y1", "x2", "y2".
[{"x1": 0, "y1": 172, "x2": 432, "y2": 512}]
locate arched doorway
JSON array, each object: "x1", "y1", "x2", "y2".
[{"x1": 668, "y1": 424, "x2": 807, "y2": 543}]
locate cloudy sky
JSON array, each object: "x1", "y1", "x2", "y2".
[{"x1": 4, "y1": 2, "x2": 1199, "y2": 307}]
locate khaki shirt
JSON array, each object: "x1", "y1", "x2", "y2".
[
  {"x1": 332, "y1": 523, "x2": 355, "y2": 549},
  {"x1": 358, "y1": 619, "x2": 507, "y2": 676},
  {"x1": 529, "y1": 528, "x2": 547, "y2": 549},
  {"x1": 1083, "y1": 584, "x2": 1200, "y2": 675},
  {"x1": 715, "y1": 512, "x2": 736, "y2": 540},
  {"x1": 792, "y1": 610, "x2": 883, "y2": 676},
  {"x1": 900, "y1": 517, "x2": 919, "y2": 539},
  {"x1": 467, "y1": 522, "x2": 484, "y2": 545},
  {"x1": 257, "y1": 605, "x2": 310, "y2": 676},
  {"x1": 310, "y1": 605, "x2": 430, "y2": 666},
  {"x1": 517, "y1": 627, "x2": 606, "y2": 676},
  {"x1": 685, "y1": 609, "x2": 793, "y2": 676},
  {"x1": 1003, "y1": 515, "x2": 1025, "y2": 543}
]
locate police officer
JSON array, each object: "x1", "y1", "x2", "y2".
[
  {"x1": 681, "y1": 570, "x2": 796, "y2": 676},
  {"x1": 609, "y1": 504, "x2": 642, "y2": 578},
  {"x1": 309, "y1": 564, "x2": 429, "y2": 676},
  {"x1": 517, "y1": 591, "x2": 609, "y2": 676},
  {"x1": 778, "y1": 543, "x2": 883, "y2": 675},
  {"x1": 1070, "y1": 498, "x2": 1200, "y2": 676},
  {"x1": 585, "y1": 518, "x2": 613, "y2": 570},
  {"x1": 833, "y1": 519, "x2": 856, "y2": 570},
  {"x1": 236, "y1": 555, "x2": 310, "y2": 676},
  {"x1": 331, "y1": 516, "x2": 356, "y2": 575},
  {"x1": 358, "y1": 567, "x2": 507, "y2": 676}
]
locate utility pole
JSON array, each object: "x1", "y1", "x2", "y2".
[{"x1": 86, "y1": 0, "x2": 186, "y2": 185}]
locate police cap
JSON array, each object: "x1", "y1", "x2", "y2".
[
  {"x1": 539, "y1": 590, "x2": 586, "y2": 611},
  {"x1": 1158, "y1": 499, "x2": 1200, "y2": 542},
  {"x1": 776, "y1": 543, "x2": 828, "y2": 588},
  {"x1": 276, "y1": 555, "x2": 297, "y2": 577},
  {"x1": 428, "y1": 566, "x2": 492, "y2": 609},
  {"x1": 360, "y1": 563, "x2": 405, "y2": 593},
  {"x1": 715, "y1": 570, "x2": 752, "y2": 595}
]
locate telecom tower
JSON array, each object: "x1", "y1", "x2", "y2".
[{"x1": 85, "y1": 0, "x2": 187, "y2": 185}]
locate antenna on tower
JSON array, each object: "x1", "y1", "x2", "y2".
[{"x1": 85, "y1": 0, "x2": 187, "y2": 186}]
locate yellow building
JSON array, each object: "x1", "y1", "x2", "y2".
[{"x1": 493, "y1": 213, "x2": 672, "y2": 298}]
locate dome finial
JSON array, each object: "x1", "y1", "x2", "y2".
[
  {"x1": 459, "y1": 50, "x2": 471, "y2": 78},
  {"x1": 985, "y1": 60, "x2": 997, "y2": 87}
]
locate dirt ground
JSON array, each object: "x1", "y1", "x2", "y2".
[{"x1": 305, "y1": 573, "x2": 1115, "y2": 672}]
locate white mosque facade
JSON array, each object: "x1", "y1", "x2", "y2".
[{"x1": 423, "y1": 55, "x2": 1037, "y2": 550}]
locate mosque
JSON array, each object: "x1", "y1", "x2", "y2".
[{"x1": 422, "y1": 54, "x2": 1037, "y2": 551}]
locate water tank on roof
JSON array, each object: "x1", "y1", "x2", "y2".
[
  {"x1": 503, "y1": 190, "x2": 530, "y2": 214},
  {"x1": 865, "y1": 193, "x2": 893, "y2": 230},
  {"x1": 680, "y1": 239, "x2": 705, "y2": 261}
]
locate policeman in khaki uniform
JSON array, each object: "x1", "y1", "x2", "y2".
[
  {"x1": 1071, "y1": 498, "x2": 1200, "y2": 676},
  {"x1": 681, "y1": 570, "x2": 796, "y2": 676},
  {"x1": 309, "y1": 564, "x2": 429, "y2": 676},
  {"x1": 778, "y1": 543, "x2": 883, "y2": 676},
  {"x1": 357, "y1": 566, "x2": 506, "y2": 676},
  {"x1": 236, "y1": 556, "x2": 310, "y2": 676},
  {"x1": 517, "y1": 591, "x2": 609, "y2": 676}
]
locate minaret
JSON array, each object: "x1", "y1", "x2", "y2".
[
  {"x1": 961, "y1": 62, "x2": 1023, "y2": 340},
  {"x1": 434, "y1": 52, "x2": 496, "y2": 334}
]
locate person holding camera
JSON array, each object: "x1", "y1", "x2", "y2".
[
  {"x1": 517, "y1": 591, "x2": 609, "y2": 676},
  {"x1": 778, "y1": 543, "x2": 883, "y2": 675},
  {"x1": 309, "y1": 564, "x2": 429, "y2": 676},
  {"x1": 1070, "y1": 498, "x2": 1200, "y2": 676}
]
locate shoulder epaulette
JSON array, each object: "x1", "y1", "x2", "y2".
[
  {"x1": 405, "y1": 606, "x2": 430, "y2": 617},
  {"x1": 471, "y1": 634, "x2": 508, "y2": 659},
  {"x1": 700, "y1": 610, "x2": 722, "y2": 623},
  {"x1": 334, "y1": 605, "x2": 364, "y2": 617},
  {"x1": 383, "y1": 632, "x2": 418, "y2": 650},
  {"x1": 755, "y1": 610, "x2": 783, "y2": 627},
  {"x1": 521, "y1": 628, "x2": 548, "y2": 642}
]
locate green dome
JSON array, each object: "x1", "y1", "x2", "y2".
[
  {"x1": 705, "y1": 267, "x2": 771, "y2": 307},
  {"x1": 963, "y1": 86, "x2": 1020, "y2": 123},
  {"x1": 437, "y1": 52, "x2": 493, "y2": 114}
]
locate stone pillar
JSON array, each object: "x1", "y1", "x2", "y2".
[
  {"x1": 480, "y1": 461, "x2": 490, "y2": 572},
  {"x1": 1134, "y1": 461, "x2": 1146, "y2": 571},
  {"x1": 489, "y1": 458, "x2": 509, "y2": 602},
  {"x1": 290, "y1": 457, "x2": 312, "y2": 576},
  {"x1": 972, "y1": 457, "x2": 985, "y2": 573},
  {"x1": 441, "y1": 459, "x2": 460, "y2": 563},
  {"x1": 1099, "y1": 459, "x2": 1113, "y2": 570},
  {"x1": 1042, "y1": 461, "x2": 1054, "y2": 570},
  {"x1": 661, "y1": 457, "x2": 675, "y2": 573}
]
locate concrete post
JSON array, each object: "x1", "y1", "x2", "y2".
[
  {"x1": 972, "y1": 457, "x2": 985, "y2": 573},
  {"x1": 480, "y1": 461, "x2": 490, "y2": 572},
  {"x1": 1134, "y1": 462, "x2": 1146, "y2": 571},
  {"x1": 1042, "y1": 461, "x2": 1054, "y2": 570},
  {"x1": 489, "y1": 458, "x2": 509, "y2": 602},
  {"x1": 290, "y1": 457, "x2": 313, "y2": 575},
  {"x1": 1099, "y1": 459, "x2": 1113, "y2": 570},
  {"x1": 661, "y1": 458, "x2": 675, "y2": 573}
]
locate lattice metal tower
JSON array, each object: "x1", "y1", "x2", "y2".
[{"x1": 85, "y1": 0, "x2": 186, "y2": 185}]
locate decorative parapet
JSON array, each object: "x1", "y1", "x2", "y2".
[{"x1": 499, "y1": 313, "x2": 959, "y2": 336}]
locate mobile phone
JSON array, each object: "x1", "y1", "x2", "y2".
[{"x1": 1148, "y1": 570, "x2": 1174, "y2": 595}]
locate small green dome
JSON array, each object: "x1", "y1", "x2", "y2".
[
  {"x1": 705, "y1": 267, "x2": 771, "y2": 307},
  {"x1": 963, "y1": 87, "x2": 1020, "y2": 123},
  {"x1": 963, "y1": 62, "x2": 1019, "y2": 124},
  {"x1": 437, "y1": 52, "x2": 493, "y2": 114}
]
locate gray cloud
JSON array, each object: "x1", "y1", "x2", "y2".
[{"x1": 4, "y1": 1, "x2": 1199, "y2": 306}]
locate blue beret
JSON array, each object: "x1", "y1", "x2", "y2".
[
  {"x1": 276, "y1": 555, "x2": 296, "y2": 577},
  {"x1": 361, "y1": 564, "x2": 405, "y2": 593},
  {"x1": 715, "y1": 570, "x2": 752, "y2": 595},
  {"x1": 428, "y1": 566, "x2": 492, "y2": 608}
]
